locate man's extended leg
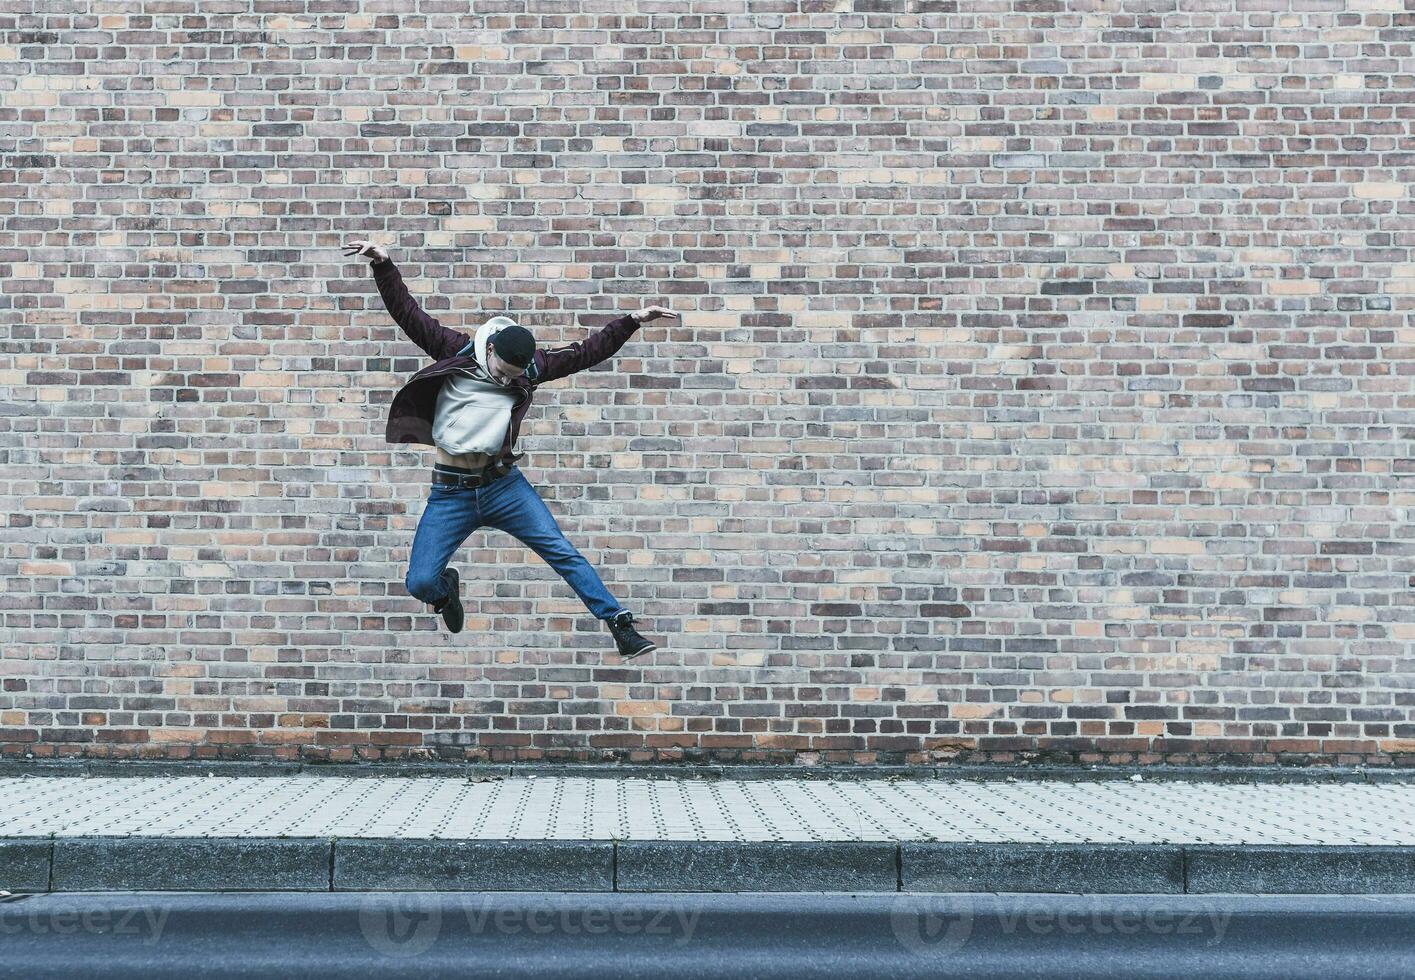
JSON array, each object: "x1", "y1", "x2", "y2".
[
  {"x1": 477, "y1": 467, "x2": 657, "y2": 657},
  {"x1": 479, "y1": 467, "x2": 625, "y2": 620},
  {"x1": 405, "y1": 482, "x2": 483, "y2": 632}
]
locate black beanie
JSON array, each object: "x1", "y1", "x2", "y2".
[{"x1": 491, "y1": 324, "x2": 535, "y2": 369}]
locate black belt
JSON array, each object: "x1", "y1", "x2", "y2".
[{"x1": 431, "y1": 453, "x2": 523, "y2": 489}]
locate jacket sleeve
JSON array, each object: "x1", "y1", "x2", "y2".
[
  {"x1": 532, "y1": 314, "x2": 642, "y2": 385},
  {"x1": 371, "y1": 258, "x2": 471, "y2": 361}
]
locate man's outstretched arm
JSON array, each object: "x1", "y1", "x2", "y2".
[
  {"x1": 534, "y1": 304, "x2": 678, "y2": 385},
  {"x1": 343, "y1": 239, "x2": 470, "y2": 362}
]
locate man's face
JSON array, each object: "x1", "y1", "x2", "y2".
[{"x1": 487, "y1": 348, "x2": 526, "y2": 386}]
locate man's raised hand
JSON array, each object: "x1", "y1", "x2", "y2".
[
  {"x1": 631, "y1": 305, "x2": 679, "y2": 324},
  {"x1": 342, "y1": 239, "x2": 389, "y2": 264}
]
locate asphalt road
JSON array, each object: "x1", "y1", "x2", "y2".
[{"x1": 2, "y1": 891, "x2": 1414, "y2": 979}]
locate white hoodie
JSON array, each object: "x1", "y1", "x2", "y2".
[{"x1": 430, "y1": 316, "x2": 520, "y2": 456}]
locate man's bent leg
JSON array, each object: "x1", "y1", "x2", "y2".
[
  {"x1": 405, "y1": 485, "x2": 482, "y2": 608},
  {"x1": 481, "y1": 469, "x2": 627, "y2": 622}
]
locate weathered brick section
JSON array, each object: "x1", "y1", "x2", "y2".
[{"x1": 1, "y1": 3, "x2": 1412, "y2": 768}]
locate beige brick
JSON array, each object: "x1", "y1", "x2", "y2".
[
  {"x1": 1354, "y1": 182, "x2": 1404, "y2": 199},
  {"x1": 1268, "y1": 280, "x2": 1319, "y2": 295},
  {"x1": 1152, "y1": 539, "x2": 1204, "y2": 555},
  {"x1": 950, "y1": 704, "x2": 998, "y2": 719},
  {"x1": 168, "y1": 91, "x2": 221, "y2": 106},
  {"x1": 617, "y1": 701, "x2": 669, "y2": 717}
]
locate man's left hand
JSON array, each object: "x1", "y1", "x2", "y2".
[{"x1": 631, "y1": 305, "x2": 679, "y2": 324}]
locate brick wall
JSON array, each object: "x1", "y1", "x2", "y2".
[{"x1": 2, "y1": 2, "x2": 1413, "y2": 768}]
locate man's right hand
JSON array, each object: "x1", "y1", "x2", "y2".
[{"x1": 342, "y1": 239, "x2": 389, "y2": 264}]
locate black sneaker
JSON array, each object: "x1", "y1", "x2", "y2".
[
  {"x1": 432, "y1": 567, "x2": 464, "y2": 633},
  {"x1": 606, "y1": 610, "x2": 655, "y2": 659}
]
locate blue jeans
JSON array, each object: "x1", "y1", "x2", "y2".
[{"x1": 404, "y1": 466, "x2": 627, "y2": 622}]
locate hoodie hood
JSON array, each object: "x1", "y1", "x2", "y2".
[{"x1": 470, "y1": 315, "x2": 521, "y2": 385}]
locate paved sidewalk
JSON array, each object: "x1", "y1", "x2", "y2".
[{"x1": 3, "y1": 774, "x2": 1415, "y2": 894}]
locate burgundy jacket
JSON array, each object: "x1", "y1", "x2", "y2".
[{"x1": 371, "y1": 257, "x2": 642, "y2": 468}]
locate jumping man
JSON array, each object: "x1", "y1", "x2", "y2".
[{"x1": 342, "y1": 239, "x2": 676, "y2": 659}]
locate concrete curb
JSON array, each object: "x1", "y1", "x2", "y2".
[
  {"x1": 2, "y1": 759, "x2": 1413, "y2": 783},
  {"x1": 48, "y1": 838, "x2": 330, "y2": 891},
  {"x1": 6, "y1": 838, "x2": 1415, "y2": 894},
  {"x1": 616, "y1": 840, "x2": 898, "y2": 892},
  {"x1": 902, "y1": 842, "x2": 1185, "y2": 894},
  {"x1": 334, "y1": 839, "x2": 613, "y2": 891},
  {"x1": 0, "y1": 839, "x2": 51, "y2": 892},
  {"x1": 1186, "y1": 844, "x2": 1415, "y2": 895}
]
